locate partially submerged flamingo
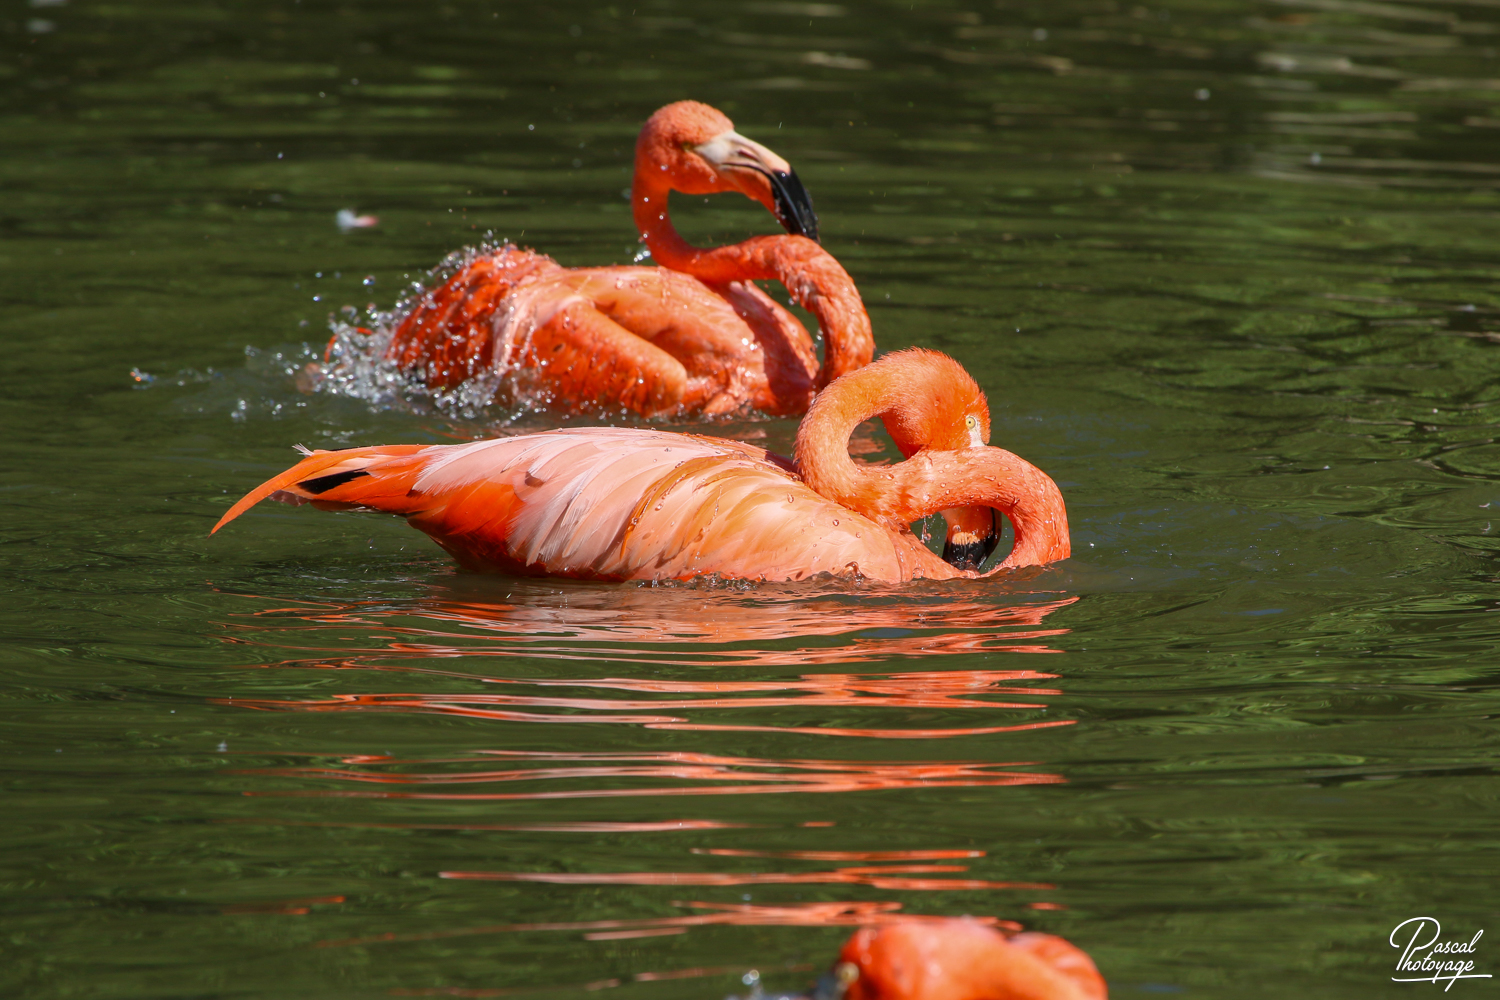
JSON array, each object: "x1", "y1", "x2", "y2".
[
  {"x1": 213, "y1": 351, "x2": 1069, "y2": 582},
  {"x1": 366, "y1": 101, "x2": 873, "y2": 417},
  {"x1": 826, "y1": 919, "x2": 1108, "y2": 1000}
]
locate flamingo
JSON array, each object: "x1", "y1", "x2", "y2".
[
  {"x1": 212, "y1": 350, "x2": 1069, "y2": 582},
  {"x1": 361, "y1": 100, "x2": 873, "y2": 417},
  {"x1": 827, "y1": 919, "x2": 1108, "y2": 1000}
]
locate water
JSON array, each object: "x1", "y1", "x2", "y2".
[{"x1": 4, "y1": 0, "x2": 1499, "y2": 996}]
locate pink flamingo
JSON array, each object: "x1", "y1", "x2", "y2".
[
  {"x1": 367, "y1": 101, "x2": 873, "y2": 417},
  {"x1": 214, "y1": 350, "x2": 1068, "y2": 581}
]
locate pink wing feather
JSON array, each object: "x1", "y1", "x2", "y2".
[{"x1": 213, "y1": 428, "x2": 945, "y2": 583}]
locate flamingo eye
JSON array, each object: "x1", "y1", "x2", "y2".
[{"x1": 965, "y1": 415, "x2": 977, "y2": 429}]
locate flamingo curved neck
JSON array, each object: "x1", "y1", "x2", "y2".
[
  {"x1": 632, "y1": 169, "x2": 872, "y2": 389},
  {"x1": 794, "y1": 360, "x2": 1070, "y2": 570},
  {"x1": 794, "y1": 360, "x2": 914, "y2": 528}
]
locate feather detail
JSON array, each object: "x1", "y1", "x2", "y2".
[{"x1": 211, "y1": 445, "x2": 426, "y2": 534}]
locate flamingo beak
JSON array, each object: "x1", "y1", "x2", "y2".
[
  {"x1": 767, "y1": 169, "x2": 819, "y2": 243},
  {"x1": 941, "y1": 506, "x2": 1000, "y2": 571},
  {"x1": 693, "y1": 129, "x2": 820, "y2": 243}
]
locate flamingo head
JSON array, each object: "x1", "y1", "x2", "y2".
[
  {"x1": 635, "y1": 100, "x2": 820, "y2": 241},
  {"x1": 873, "y1": 349, "x2": 991, "y2": 459}
]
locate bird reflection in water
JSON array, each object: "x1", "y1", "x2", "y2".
[
  {"x1": 215, "y1": 583, "x2": 1078, "y2": 739},
  {"x1": 235, "y1": 748, "x2": 1064, "y2": 802},
  {"x1": 212, "y1": 581, "x2": 1093, "y2": 994}
]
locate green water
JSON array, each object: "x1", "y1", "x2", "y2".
[{"x1": 4, "y1": 0, "x2": 1499, "y2": 996}]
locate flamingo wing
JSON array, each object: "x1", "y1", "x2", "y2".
[{"x1": 372, "y1": 247, "x2": 821, "y2": 417}]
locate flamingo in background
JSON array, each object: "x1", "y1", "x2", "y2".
[
  {"x1": 363, "y1": 101, "x2": 874, "y2": 417},
  {"x1": 213, "y1": 350, "x2": 1068, "y2": 582},
  {"x1": 830, "y1": 919, "x2": 1107, "y2": 1000}
]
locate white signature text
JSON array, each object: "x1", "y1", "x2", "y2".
[{"x1": 1391, "y1": 918, "x2": 1492, "y2": 991}]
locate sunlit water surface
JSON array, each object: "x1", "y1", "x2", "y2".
[{"x1": 4, "y1": 1, "x2": 1499, "y2": 997}]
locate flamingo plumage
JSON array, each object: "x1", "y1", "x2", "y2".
[
  {"x1": 213, "y1": 351, "x2": 1068, "y2": 583},
  {"x1": 366, "y1": 101, "x2": 874, "y2": 418},
  {"x1": 831, "y1": 919, "x2": 1107, "y2": 1000}
]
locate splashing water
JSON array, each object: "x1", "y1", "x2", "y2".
[
  {"x1": 317, "y1": 239, "x2": 509, "y2": 420},
  {"x1": 313, "y1": 237, "x2": 645, "y2": 427}
]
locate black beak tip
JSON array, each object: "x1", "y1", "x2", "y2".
[
  {"x1": 942, "y1": 538, "x2": 989, "y2": 572},
  {"x1": 941, "y1": 514, "x2": 1001, "y2": 571},
  {"x1": 770, "y1": 169, "x2": 820, "y2": 244}
]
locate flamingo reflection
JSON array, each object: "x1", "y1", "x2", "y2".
[
  {"x1": 217, "y1": 671, "x2": 1073, "y2": 739},
  {"x1": 213, "y1": 587, "x2": 1078, "y2": 738},
  {"x1": 238, "y1": 748, "x2": 1062, "y2": 802},
  {"x1": 440, "y1": 869, "x2": 1049, "y2": 891},
  {"x1": 209, "y1": 584, "x2": 1089, "y2": 993},
  {"x1": 222, "y1": 587, "x2": 1076, "y2": 667}
]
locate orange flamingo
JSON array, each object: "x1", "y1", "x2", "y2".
[
  {"x1": 365, "y1": 100, "x2": 873, "y2": 417},
  {"x1": 829, "y1": 918, "x2": 1108, "y2": 1000},
  {"x1": 213, "y1": 350, "x2": 1069, "y2": 582}
]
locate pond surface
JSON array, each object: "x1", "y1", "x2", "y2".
[{"x1": 4, "y1": 0, "x2": 1499, "y2": 996}]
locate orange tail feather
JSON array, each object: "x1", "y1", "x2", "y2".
[{"x1": 211, "y1": 445, "x2": 429, "y2": 534}]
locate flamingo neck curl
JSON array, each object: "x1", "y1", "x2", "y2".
[
  {"x1": 797, "y1": 349, "x2": 1070, "y2": 571},
  {"x1": 632, "y1": 101, "x2": 873, "y2": 389}
]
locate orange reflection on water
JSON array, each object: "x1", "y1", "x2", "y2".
[
  {"x1": 318, "y1": 900, "x2": 1021, "y2": 950},
  {"x1": 266, "y1": 665, "x2": 1063, "y2": 702},
  {"x1": 212, "y1": 586, "x2": 1080, "y2": 738},
  {"x1": 440, "y1": 865, "x2": 1052, "y2": 891},
  {"x1": 239, "y1": 748, "x2": 1063, "y2": 802},
  {"x1": 692, "y1": 848, "x2": 981, "y2": 861},
  {"x1": 224, "y1": 818, "x2": 747, "y2": 833},
  {"x1": 219, "y1": 588, "x2": 1077, "y2": 669},
  {"x1": 581, "y1": 927, "x2": 688, "y2": 941},
  {"x1": 218, "y1": 685, "x2": 1073, "y2": 739}
]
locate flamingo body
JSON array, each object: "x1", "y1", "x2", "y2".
[
  {"x1": 216, "y1": 351, "x2": 1070, "y2": 583},
  {"x1": 216, "y1": 428, "x2": 955, "y2": 583},
  {"x1": 382, "y1": 247, "x2": 819, "y2": 416},
  {"x1": 365, "y1": 101, "x2": 872, "y2": 417},
  {"x1": 838, "y1": 920, "x2": 1107, "y2": 1000}
]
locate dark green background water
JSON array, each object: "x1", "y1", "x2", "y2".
[{"x1": 4, "y1": 0, "x2": 1498, "y2": 996}]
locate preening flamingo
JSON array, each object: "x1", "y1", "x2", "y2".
[
  {"x1": 827, "y1": 919, "x2": 1108, "y2": 1000},
  {"x1": 364, "y1": 101, "x2": 874, "y2": 417},
  {"x1": 213, "y1": 350, "x2": 1069, "y2": 582}
]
